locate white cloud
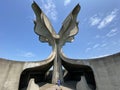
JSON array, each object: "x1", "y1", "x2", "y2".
[
  {"x1": 106, "y1": 28, "x2": 118, "y2": 37},
  {"x1": 89, "y1": 9, "x2": 119, "y2": 29},
  {"x1": 89, "y1": 16, "x2": 101, "y2": 26},
  {"x1": 85, "y1": 47, "x2": 91, "y2": 52},
  {"x1": 98, "y1": 9, "x2": 118, "y2": 29},
  {"x1": 100, "y1": 43, "x2": 107, "y2": 47},
  {"x1": 87, "y1": 42, "x2": 91, "y2": 46},
  {"x1": 93, "y1": 44, "x2": 100, "y2": 49},
  {"x1": 20, "y1": 52, "x2": 35, "y2": 58},
  {"x1": 41, "y1": 0, "x2": 57, "y2": 21},
  {"x1": 64, "y1": 0, "x2": 71, "y2": 6}
]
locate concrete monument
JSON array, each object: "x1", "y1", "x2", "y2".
[
  {"x1": 0, "y1": 1, "x2": 120, "y2": 90},
  {"x1": 32, "y1": 1, "x2": 80, "y2": 84}
]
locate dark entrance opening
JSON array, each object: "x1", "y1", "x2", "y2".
[
  {"x1": 18, "y1": 61, "x2": 53, "y2": 90},
  {"x1": 62, "y1": 60, "x2": 96, "y2": 90}
]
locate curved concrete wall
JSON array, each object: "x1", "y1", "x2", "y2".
[
  {"x1": 0, "y1": 52, "x2": 120, "y2": 90},
  {"x1": 88, "y1": 53, "x2": 120, "y2": 90},
  {"x1": 0, "y1": 59, "x2": 24, "y2": 90},
  {"x1": 0, "y1": 58, "x2": 53, "y2": 90}
]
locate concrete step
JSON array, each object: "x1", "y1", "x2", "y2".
[{"x1": 27, "y1": 79, "x2": 76, "y2": 90}]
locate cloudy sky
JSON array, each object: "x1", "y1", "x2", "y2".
[{"x1": 0, "y1": 0, "x2": 120, "y2": 61}]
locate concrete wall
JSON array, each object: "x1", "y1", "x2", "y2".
[
  {"x1": 0, "y1": 52, "x2": 120, "y2": 90},
  {"x1": 0, "y1": 58, "x2": 53, "y2": 90},
  {"x1": 0, "y1": 59, "x2": 24, "y2": 90},
  {"x1": 88, "y1": 53, "x2": 120, "y2": 90},
  {"x1": 60, "y1": 52, "x2": 120, "y2": 90}
]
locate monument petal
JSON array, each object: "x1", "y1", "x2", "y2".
[
  {"x1": 0, "y1": 1, "x2": 119, "y2": 90},
  {"x1": 32, "y1": 1, "x2": 57, "y2": 46},
  {"x1": 18, "y1": 1, "x2": 96, "y2": 90}
]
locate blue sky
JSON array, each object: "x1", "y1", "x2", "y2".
[{"x1": 0, "y1": 0, "x2": 120, "y2": 61}]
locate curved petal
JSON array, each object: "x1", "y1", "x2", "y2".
[
  {"x1": 32, "y1": 1, "x2": 57, "y2": 46},
  {"x1": 59, "y1": 4, "x2": 80, "y2": 46}
]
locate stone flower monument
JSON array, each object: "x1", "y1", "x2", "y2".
[{"x1": 0, "y1": 1, "x2": 120, "y2": 90}]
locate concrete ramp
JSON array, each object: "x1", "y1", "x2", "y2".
[
  {"x1": 76, "y1": 76, "x2": 90, "y2": 90},
  {"x1": 27, "y1": 80, "x2": 74, "y2": 90},
  {"x1": 27, "y1": 79, "x2": 39, "y2": 90}
]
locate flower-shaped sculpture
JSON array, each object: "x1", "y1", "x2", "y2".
[
  {"x1": 19, "y1": 1, "x2": 96, "y2": 90},
  {"x1": 32, "y1": 1, "x2": 80, "y2": 83}
]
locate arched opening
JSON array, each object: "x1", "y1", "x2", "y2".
[
  {"x1": 62, "y1": 60, "x2": 96, "y2": 90},
  {"x1": 18, "y1": 68, "x2": 46, "y2": 90},
  {"x1": 18, "y1": 61, "x2": 53, "y2": 90}
]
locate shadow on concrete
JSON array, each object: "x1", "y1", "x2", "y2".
[{"x1": 62, "y1": 60, "x2": 96, "y2": 90}]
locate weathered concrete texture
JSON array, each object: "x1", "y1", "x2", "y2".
[
  {"x1": 27, "y1": 79, "x2": 39, "y2": 90},
  {"x1": 76, "y1": 76, "x2": 90, "y2": 90},
  {"x1": 60, "y1": 52, "x2": 120, "y2": 90},
  {"x1": 89, "y1": 53, "x2": 120, "y2": 90},
  {"x1": 25, "y1": 79, "x2": 74, "y2": 90},
  {"x1": 0, "y1": 59, "x2": 24, "y2": 90},
  {"x1": 0, "y1": 52, "x2": 55, "y2": 90},
  {"x1": 32, "y1": 1, "x2": 80, "y2": 84},
  {"x1": 0, "y1": 52, "x2": 120, "y2": 90}
]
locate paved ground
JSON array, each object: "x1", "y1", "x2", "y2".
[
  {"x1": 39, "y1": 84, "x2": 75, "y2": 90},
  {"x1": 39, "y1": 81, "x2": 77, "y2": 90},
  {"x1": 27, "y1": 79, "x2": 77, "y2": 90}
]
